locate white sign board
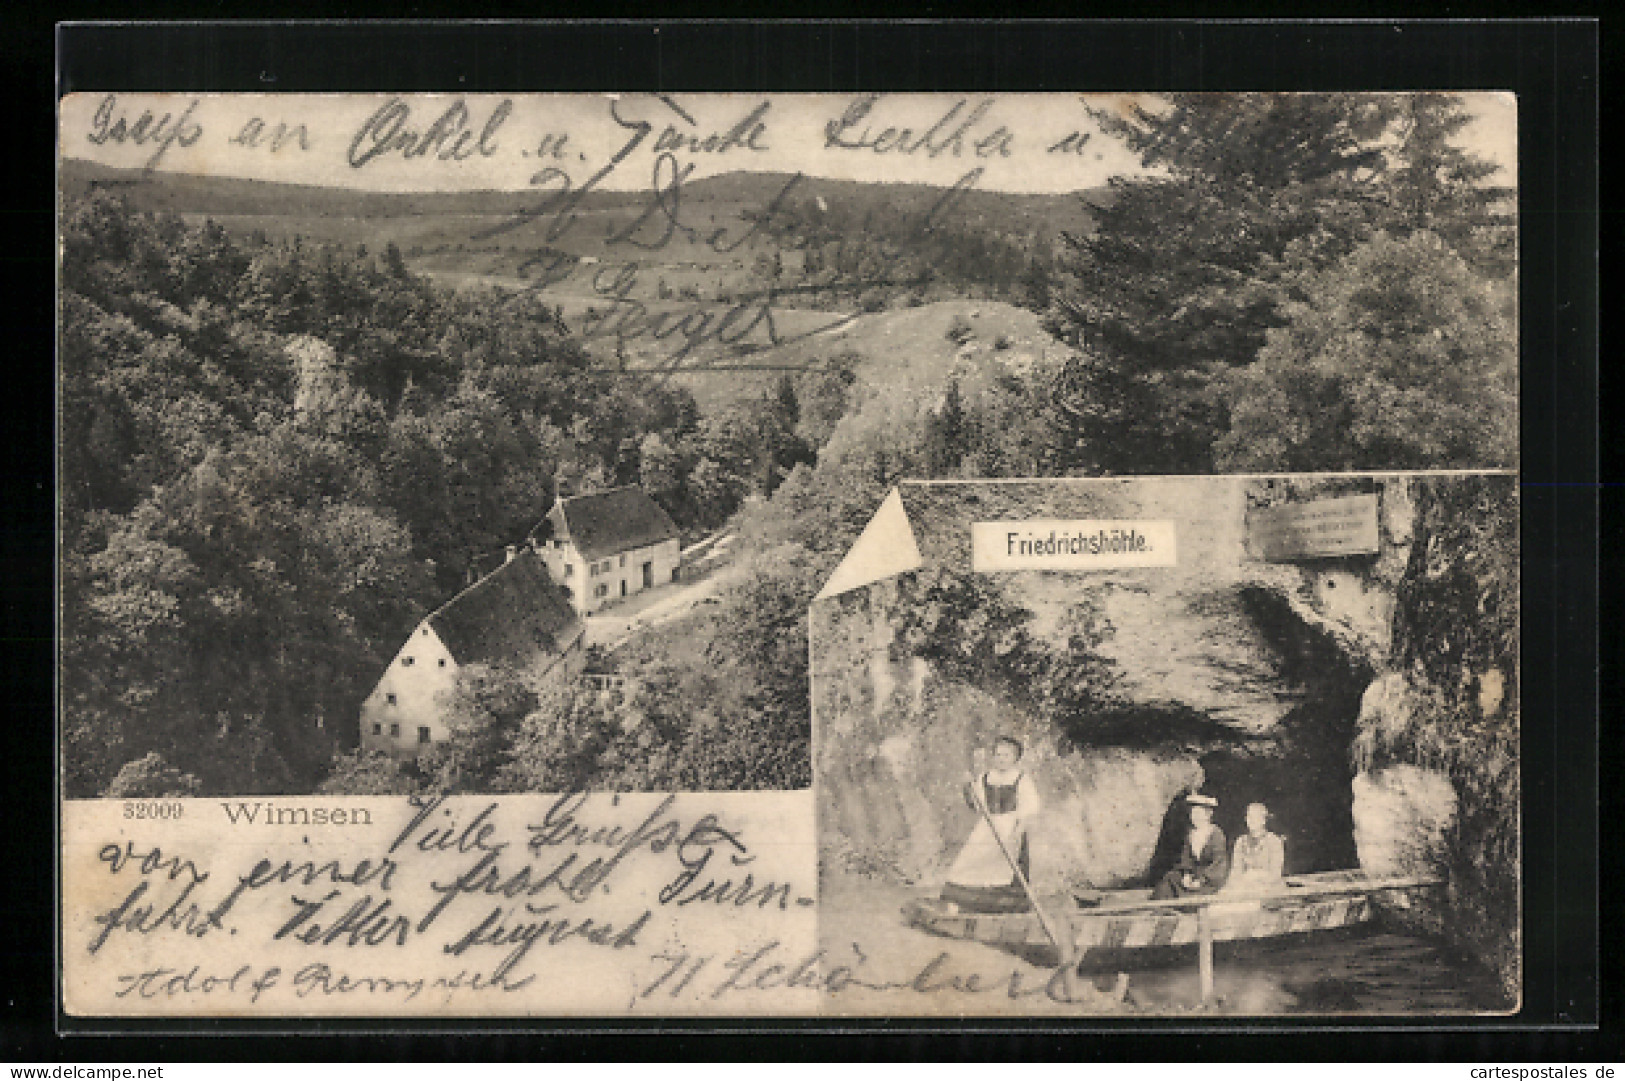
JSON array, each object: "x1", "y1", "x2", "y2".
[{"x1": 971, "y1": 520, "x2": 1178, "y2": 572}]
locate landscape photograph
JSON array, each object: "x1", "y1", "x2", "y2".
[{"x1": 57, "y1": 91, "x2": 1517, "y2": 800}]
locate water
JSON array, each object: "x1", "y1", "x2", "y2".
[{"x1": 1107, "y1": 925, "x2": 1511, "y2": 1015}]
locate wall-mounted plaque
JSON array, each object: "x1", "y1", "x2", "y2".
[{"x1": 1247, "y1": 493, "x2": 1380, "y2": 561}]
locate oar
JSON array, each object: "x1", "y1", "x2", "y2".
[{"x1": 967, "y1": 773, "x2": 1083, "y2": 999}]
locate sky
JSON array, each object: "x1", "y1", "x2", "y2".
[{"x1": 58, "y1": 92, "x2": 1516, "y2": 196}]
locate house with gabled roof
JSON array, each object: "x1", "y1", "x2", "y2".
[
  {"x1": 359, "y1": 546, "x2": 584, "y2": 758},
  {"x1": 530, "y1": 485, "x2": 682, "y2": 616}
]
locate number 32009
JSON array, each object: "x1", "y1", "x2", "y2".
[{"x1": 123, "y1": 801, "x2": 183, "y2": 820}]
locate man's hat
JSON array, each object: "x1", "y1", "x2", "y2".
[{"x1": 1186, "y1": 792, "x2": 1218, "y2": 807}]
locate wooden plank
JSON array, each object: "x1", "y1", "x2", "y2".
[
  {"x1": 908, "y1": 872, "x2": 1440, "y2": 951},
  {"x1": 1197, "y1": 906, "x2": 1215, "y2": 1003},
  {"x1": 1082, "y1": 873, "x2": 1442, "y2": 917}
]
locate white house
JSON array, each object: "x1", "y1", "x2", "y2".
[
  {"x1": 531, "y1": 486, "x2": 682, "y2": 616},
  {"x1": 359, "y1": 546, "x2": 584, "y2": 758}
]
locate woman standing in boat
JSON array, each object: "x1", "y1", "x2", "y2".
[
  {"x1": 939, "y1": 736, "x2": 1040, "y2": 914},
  {"x1": 1151, "y1": 792, "x2": 1230, "y2": 898}
]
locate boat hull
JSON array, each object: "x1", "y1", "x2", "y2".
[{"x1": 902, "y1": 871, "x2": 1440, "y2": 970}]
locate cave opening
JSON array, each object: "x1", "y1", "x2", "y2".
[
  {"x1": 1146, "y1": 583, "x2": 1375, "y2": 881},
  {"x1": 1227, "y1": 583, "x2": 1372, "y2": 873}
]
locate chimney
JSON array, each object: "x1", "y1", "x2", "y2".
[{"x1": 505, "y1": 545, "x2": 518, "y2": 564}]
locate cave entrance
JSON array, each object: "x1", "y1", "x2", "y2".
[
  {"x1": 1197, "y1": 728, "x2": 1360, "y2": 875},
  {"x1": 1148, "y1": 585, "x2": 1372, "y2": 878},
  {"x1": 1213, "y1": 584, "x2": 1371, "y2": 873}
]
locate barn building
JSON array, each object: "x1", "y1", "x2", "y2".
[
  {"x1": 359, "y1": 546, "x2": 583, "y2": 758},
  {"x1": 531, "y1": 486, "x2": 682, "y2": 616}
]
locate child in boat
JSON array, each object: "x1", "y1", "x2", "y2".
[
  {"x1": 1151, "y1": 792, "x2": 1229, "y2": 898},
  {"x1": 939, "y1": 736, "x2": 1040, "y2": 914},
  {"x1": 1223, "y1": 802, "x2": 1286, "y2": 894}
]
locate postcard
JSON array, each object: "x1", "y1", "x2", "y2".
[{"x1": 58, "y1": 90, "x2": 1519, "y2": 1016}]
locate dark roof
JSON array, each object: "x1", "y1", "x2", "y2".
[
  {"x1": 540, "y1": 486, "x2": 680, "y2": 562},
  {"x1": 426, "y1": 547, "x2": 582, "y2": 667}
]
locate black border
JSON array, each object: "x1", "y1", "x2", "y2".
[{"x1": 16, "y1": 16, "x2": 1602, "y2": 1061}]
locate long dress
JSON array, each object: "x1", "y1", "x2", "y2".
[
  {"x1": 1223, "y1": 830, "x2": 1285, "y2": 895},
  {"x1": 939, "y1": 769, "x2": 1040, "y2": 914},
  {"x1": 1151, "y1": 824, "x2": 1230, "y2": 899}
]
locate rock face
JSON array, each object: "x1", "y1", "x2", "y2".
[
  {"x1": 1351, "y1": 764, "x2": 1458, "y2": 877},
  {"x1": 812, "y1": 590, "x2": 1204, "y2": 891},
  {"x1": 1041, "y1": 749, "x2": 1205, "y2": 888},
  {"x1": 812, "y1": 476, "x2": 1433, "y2": 894}
]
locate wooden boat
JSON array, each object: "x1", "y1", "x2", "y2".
[{"x1": 904, "y1": 869, "x2": 1444, "y2": 970}]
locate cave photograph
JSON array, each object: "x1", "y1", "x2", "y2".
[{"x1": 811, "y1": 472, "x2": 1517, "y2": 1016}]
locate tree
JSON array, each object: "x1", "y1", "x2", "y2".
[
  {"x1": 420, "y1": 663, "x2": 538, "y2": 793},
  {"x1": 920, "y1": 378, "x2": 967, "y2": 475},
  {"x1": 383, "y1": 240, "x2": 412, "y2": 280},
  {"x1": 319, "y1": 749, "x2": 421, "y2": 796},
  {"x1": 1215, "y1": 231, "x2": 1517, "y2": 471},
  {"x1": 637, "y1": 432, "x2": 684, "y2": 503},
  {"x1": 1045, "y1": 92, "x2": 1512, "y2": 474},
  {"x1": 104, "y1": 753, "x2": 202, "y2": 799},
  {"x1": 1385, "y1": 94, "x2": 1516, "y2": 278},
  {"x1": 502, "y1": 661, "x2": 619, "y2": 792}
]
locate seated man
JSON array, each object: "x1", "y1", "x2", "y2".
[
  {"x1": 1151, "y1": 792, "x2": 1229, "y2": 899},
  {"x1": 1224, "y1": 801, "x2": 1286, "y2": 894}
]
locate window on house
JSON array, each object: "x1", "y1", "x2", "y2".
[
  {"x1": 402, "y1": 656, "x2": 415, "y2": 667},
  {"x1": 619, "y1": 554, "x2": 626, "y2": 568},
  {"x1": 422, "y1": 628, "x2": 429, "y2": 636},
  {"x1": 672, "y1": 566, "x2": 681, "y2": 582},
  {"x1": 438, "y1": 658, "x2": 446, "y2": 668},
  {"x1": 371, "y1": 723, "x2": 382, "y2": 736},
  {"x1": 389, "y1": 723, "x2": 400, "y2": 737},
  {"x1": 418, "y1": 726, "x2": 431, "y2": 745},
  {"x1": 564, "y1": 563, "x2": 573, "y2": 577},
  {"x1": 385, "y1": 693, "x2": 397, "y2": 706}
]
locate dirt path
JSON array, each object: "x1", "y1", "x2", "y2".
[{"x1": 581, "y1": 537, "x2": 742, "y2": 651}]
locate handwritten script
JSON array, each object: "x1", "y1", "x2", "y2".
[
  {"x1": 67, "y1": 92, "x2": 1111, "y2": 373},
  {"x1": 67, "y1": 793, "x2": 818, "y2": 1014}
]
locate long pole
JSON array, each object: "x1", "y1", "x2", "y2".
[
  {"x1": 968, "y1": 774, "x2": 1080, "y2": 988},
  {"x1": 1196, "y1": 904, "x2": 1215, "y2": 1004}
]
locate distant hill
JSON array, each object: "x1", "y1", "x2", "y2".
[
  {"x1": 59, "y1": 158, "x2": 1103, "y2": 242},
  {"x1": 668, "y1": 297, "x2": 1068, "y2": 414},
  {"x1": 58, "y1": 157, "x2": 655, "y2": 217},
  {"x1": 60, "y1": 159, "x2": 1092, "y2": 416}
]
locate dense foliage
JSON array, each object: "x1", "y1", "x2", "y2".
[
  {"x1": 60, "y1": 193, "x2": 803, "y2": 796},
  {"x1": 889, "y1": 568, "x2": 1120, "y2": 740},
  {"x1": 1042, "y1": 92, "x2": 1516, "y2": 474}
]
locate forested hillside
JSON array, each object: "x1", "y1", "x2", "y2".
[{"x1": 59, "y1": 193, "x2": 821, "y2": 797}]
